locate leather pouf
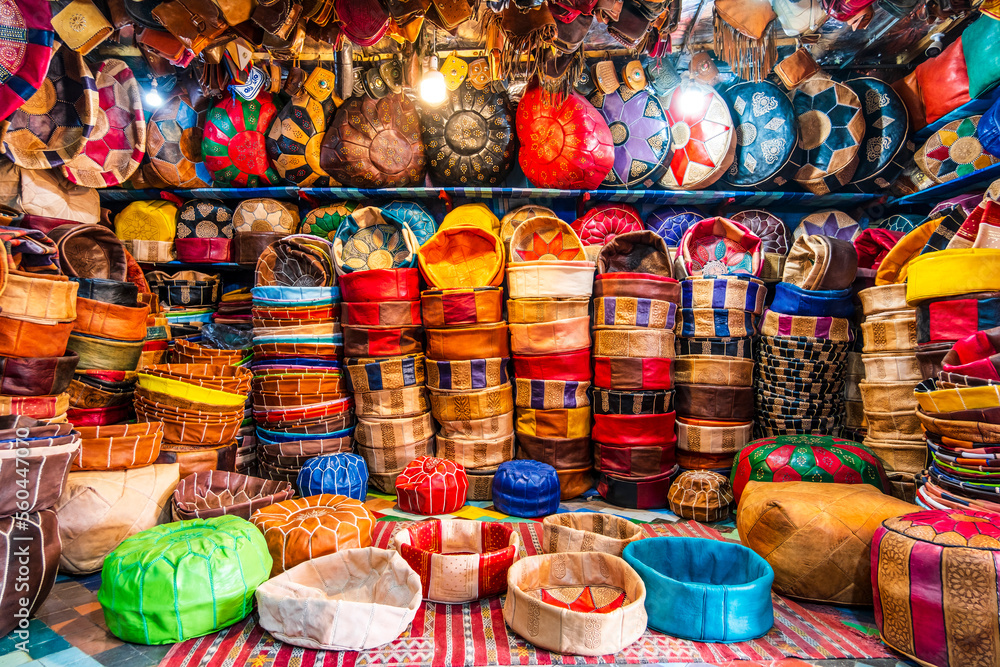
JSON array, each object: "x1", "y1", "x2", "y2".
[
  {"x1": 792, "y1": 78, "x2": 865, "y2": 195},
  {"x1": 250, "y1": 494, "x2": 374, "y2": 575},
  {"x1": 720, "y1": 80, "x2": 801, "y2": 190},
  {"x1": 255, "y1": 547, "x2": 421, "y2": 651},
  {"x1": 659, "y1": 83, "x2": 736, "y2": 190},
  {"x1": 146, "y1": 93, "x2": 211, "y2": 188},
  {"x1": 0, "y1": 510, "x2": 61, "y2": 637},
  {"x1": 915, "y1": 116, "x2": 999, "y2": 184},
  {"x1": 572, "y1": 203, "x2": 643, "y2": 248},
  {"x1": 738, "y1": 481, "x2": 918, "y2": 605},
  {"x1": 383, "y1": 200, "x2": 438, "y2": 246},
  {"x1": 421, "y1": 83, "x2": 515, "y2": 186},
  {"x1": 98, "y1": 516, "x2": 271, "y2": 644},
  {"x1": 492, "y1": 460, "x2": 561, "y2": 518},
  {"x1": 391, "y1": 520, "x2": 520, "y2": 603},
  {"x1": 299, "y1": 202, "x2": 357, "y2": 241},
  {"x1": 844, "y1": 77, "x2": 913, "y2": 192},
  {"x1": 61, "y1": 59, "x2": 145, "y2": 188},
  {"x1": 201, "y1": 92, "x2": 280, "y2": 186},
  {"x1": 266, "y1": 68, "x2": 335, "y2": 187},
  {"x1": 516, "y1": 87, "x2": 614, "y2": 190},
  {"x1": 320, "y1": 93, "x2": 426, "y2": 187},
  {"x1": 872, "y1": 509, "x2": 1000, "y2": 667},
  {"x1": 589, "y1": 86, "x2": 672, "y2": 188},
  {"x1": 176, "y1": 199, "x2": 234, "y2": 240},
  {"x1": 623, "y1": 537, "x2": 773, "y2": 643},
  {"x1": 296, "y1": 453, "x2": 369, "y2": 500},
  {"x1": 729, "y1": 210, "x2": 791, "y2": 254},
  {"x1": 667, "y1": 470, "x2": 733, "y2": 522},
  {"x1": 731, "y1": 435, "x2": 890, "y2": 504},
  {"x1": 395, "y1": 456, "x2": 468, "y2": 515},
  {"x1": 793, "y1": 209, "x2": 861, "y2": 242},
  {"x1": 645, "y1": 207, "x2": 704, "y2": 248},
  {"x1": 54, "y1": 464, "x2": 180, "y2": 575}
]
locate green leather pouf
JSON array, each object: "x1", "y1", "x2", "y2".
[{"x1": 98, "y1": 516, "x2": 272, "y2": 644}]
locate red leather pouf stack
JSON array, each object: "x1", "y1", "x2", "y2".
[
  {"x1": 341, "y1": 267, "x2": 434, "y2": 494},
  {"x1": 590, "y1": 231, "x2": 679, "y2": 509},
  {"x1": 506, "y1": 214, "x2": 595, "y2": 502}
]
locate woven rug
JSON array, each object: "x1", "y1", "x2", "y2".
[{"x1": 160, "y1": 520, "x2": 892, "y2": 666}]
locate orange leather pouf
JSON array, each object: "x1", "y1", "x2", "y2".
[{"x1": 250, "y1": 494, "x2": 375, "y2": 575}]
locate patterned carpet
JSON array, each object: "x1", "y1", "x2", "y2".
[{"x1": 0, "y1": 492, "x2": 916, "y2": 667}]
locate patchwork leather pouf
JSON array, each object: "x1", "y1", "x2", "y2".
[
  {"x1": 250, "y1": 494, "x2": 375, "y2": 575},
  {"x1": 202, "y1": 93, "x2": 280, "y2": 186},
  {"x1": 658, "y1": 83, "x2": 736, "y2": 190},
  {"x1": 98, "y1": 516, "x2": 270, "y2": 644},
  {"x1": 844, "y1": 77, "x2": 913, "y2": 192},
  {"x1": 792, "y1": 78, "x2": 865, "y2": 195},
  {"x1": 395, "y1": 456, "x2": 468, "y2": 515},
  {"x1": 145, "y1": 93, "x2": 212, "y2": 188},
  {"x1": 915, "y1": 116, "x2": 999, "y2": 184},
  {"x1": 721, "y1": 80, "x2": 801, "y2": 190},
  {"x1": 266, "y1": 67, "x2": 336, "y2": 187},
  {"x1": 589, "y1": 86, "x2": 672, "y2": 188},
  {"x1": 872, "y1": 509, "x2": 1000, "y2": 667}
]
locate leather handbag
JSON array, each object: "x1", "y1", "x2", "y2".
[
  {"x1": 914, "y1": 37, "x2": 970, "y2": 124},
  {"x1": 73, "y1": 298, "x2": 150, "y2": 342},
  {"x1": 421, "y1": 84, "x2": 515, "y2": 186},
  {"x1": 321, "y1": 94, "x2": 425, "y2": 188},
  {"x1": 422, "y1": 288, "x2": 503, "y2": 327}
]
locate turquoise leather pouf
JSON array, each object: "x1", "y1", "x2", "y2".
[
  {"x1": 623, "y1": 536, "x2": 774, "y2": 642},
  {"x1": 98, "y1": 516, "x2": 272, "y2": 644}
]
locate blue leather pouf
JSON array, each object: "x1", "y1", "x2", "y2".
[
  {"x1": 492, "y1": 460, "x2": 561, "y2": 518},
  {"x1": 623, "y1": 537, "x2": 774, "y2": 643},
  {"x1": 296, "y1": 453, "x2": 369, "y2": 500}
]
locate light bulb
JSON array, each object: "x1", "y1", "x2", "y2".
[
  {"x1": 420, "y1": 55, "x2": 446, "y2": 106},
  {"x1": 145, "y1": 80, "x2": 163, "y2": 108},
  {"x1": 677, "y1": 88, "x2": 702, "y2": 114}
]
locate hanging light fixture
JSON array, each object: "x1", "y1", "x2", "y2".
[
  {"x1": 419, "y1": 29, "x2": 446, "y2": 106},
  {"x1": 145, "y1": 77, "x2": 163, "y2": 107}
]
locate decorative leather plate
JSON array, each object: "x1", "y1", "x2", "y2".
[
  {"x1": 589, "y1": 86, "x2": 672, "y2": 188},
  {"x1": 729, "y1": 210, "x2": 790, "y2": 254},
  {"x1": 320, "y1": 93, "x2": 426, "y2": 188},
  {"x1": 146, "y1": 93, "x2": 212, "y2": 188},
  {"x1": 792, "y1": 78, "x2": 865, "y2": 195},
  {"x1": 516, "y1": 87, "x2": 614, "y2": 190},
  {"x1": 793, "y1": 209, "x2": 861, "y2": 242},
  {"x1": 572, "y1": 204, "x2": 643, "y2": 247},
  {"x1": 177, "y1": 200, "x2": 234, "y2": 239},
  {"x1": 202, "y1": 92, "x2": 280, "y2": 186},
  {"x1": 266, "y1": 81, "x2": 335, "y2": 187},
  {"x1": 421, "y1": 84, "x2": 515, "y2": 186},
  {"x1": 299, "y1": 202, "x2": 358, "y2": 241},
  {"x1": 382, "y1": 200, "x2": 438, "y2": 246},
  {"x1": 659, "y1": 83, "x2": 735, "y2": 190},
  {"x1": 62, "y1": 59, "x2": 145, "y2": 188},
  {"x1": 845, "y1": 77, "x2": 913, "y2": 192},
  {"x1": 915, "y1": 116, "x2": 999, "y2": 184},
  {"x1": 644, "y1": 207, "x2": 704, "y2": 247},
  {"x1": 1, "y1": 46, "x2": 98, "y2": 169}
]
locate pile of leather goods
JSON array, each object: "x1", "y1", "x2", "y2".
[
  {"x1": 591, "y1": 231, "x2": 678, "y2": 509},
  {"x1": 250, "y1": 235, "x2": 353, "y2": 487},
  {"x1": 418, "y1": 214, "x2": 513, "y2": 500},
  {"x1": 753, "y1": 233, "x2": 859, "y2": 439},
  {"x1": 506, "y1": 214, "x2": 595, "y2": 502},
  {"x1": 0, "y1": 415, "x2": 81, "y2": 636},
  {"x1": 341, "y1": 247, "x2": 433, "y2": 493},
  {"x1": 148, "y1": 270, "x2": 224, "y2": 338},
  {"x1": 674, "y1": 273, "x2": 762, "y2": 474}
]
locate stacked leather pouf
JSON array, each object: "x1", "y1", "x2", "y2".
[
  {"x1": 250, "y1": 235, "x2": 354, "y2": 489},
  {"x1": 342, "y1": 259, "x2": 431, "y2": 495},
  {"x1": 53, "y1": 422, "x2": 179, "y2": 576},
  {"x1": 673, "y1": 218, "x2": 764, "y2": 474},
  {"x1": 418, "y1": 211, "x2": 509, "y2": 500},
  {"x1": 754, "y1": 234, "x2": 859, "y2": 437},
  {"x1": 856, "y1": 282, "x2": 923, "y2": 492},
  {"x1": 0, "y1": 416, "x2": 79, "y2": 637},
  {"x1": 506, "y1": 215, "x2": 594, "y2": 501},
  {"x1": 591, "y1": 231, "x2": 678, "y2": 509}
]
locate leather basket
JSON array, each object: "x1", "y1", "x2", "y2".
[
  {"x1": 0, "y1": 352, "x2": 79, "y2": 397},
  {"x1": 73, "y1": 427, "x2": 163, "y2": 471},
  {"x1": 73, "y1": 297, "x2": 149, "y2": 342},
  {"x1": 0, "y1": 272, "x2": 79, "y2": 321},
  {"x1": 0, "y1": 315, "x2": 75, "y2": 359},
  {"x1": 0, "y1": 439, "x2": 80, "y2": 515},
  {"x1": 67, "y1": 333, "x2": 144, "y2": 371},
  {"x1": 172, "y1": 471, "x2": 295, "y2": 520}
]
